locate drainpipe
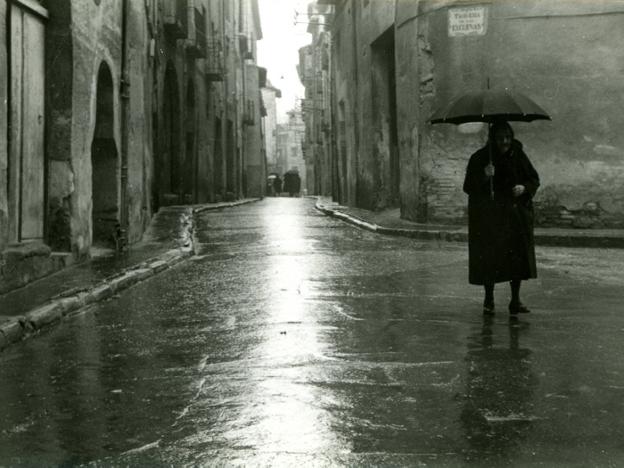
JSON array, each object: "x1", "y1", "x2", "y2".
[
  {"x1": 221, "y1": 0, "x2": 228, "y2": 199},
  {"x1": 241, "y1": 40, "x2": 246, "y2": 199},
  {"x1": 350, "y1": 0, "x2": 360, "y2": 206},
  {"x1": 120, "y1": 0, "x2": 130, "y2": 238}
]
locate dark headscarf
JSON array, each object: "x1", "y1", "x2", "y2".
[{"x1": 488, "y1": 121, "x2": 515, "y2": 143}]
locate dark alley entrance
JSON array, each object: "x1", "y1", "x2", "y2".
[
  {"x1": 371, "y1": 26, "x2": 400, "y2": 208},
  {"x1": 91, "y1": 62, "x2": 119, "y2": 247},
  {"x1": 161, "y1": 62, "x2": 181, "y2": 205}
]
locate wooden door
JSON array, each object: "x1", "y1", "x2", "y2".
[{"x1": 8, "y1": 3, "x2": 46, "y2": 242}]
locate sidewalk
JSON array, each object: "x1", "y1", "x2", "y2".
[
  {"x1": 315, "y1": 197, "x2": 624, "y2": 248},
  {"x1": 0, "y1": 198, "x2": 261, "y2": 351}
]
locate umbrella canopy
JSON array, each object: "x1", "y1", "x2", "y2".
[{"x1": 430, "y1": 89, "x2": 551, "y2": 124}]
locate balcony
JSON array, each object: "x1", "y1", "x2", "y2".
[
  {"x1": 258, "y1": 67, "x2": 267, "y2": 88},
  {"x1": 164, "y1": 0, "x2": 188, "y2": 40},
  {"x1": 186, "y1": 7, "x2": 207, "y2": 58},
  {"x1": 239, "y1": 35, "x2": 254, "y2": 60},
  {"x1": 202, "y1": 37, "x2": 225, "y2": 81},
  {"x1": 243, "y1": 99, "x2": 255, "y2": 126}
]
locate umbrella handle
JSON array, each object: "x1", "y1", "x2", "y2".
[{"x1": 488, "y1": 124, "x2": 494, "y2": 201}]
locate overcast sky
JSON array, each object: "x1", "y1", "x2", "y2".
[{"x1": 257, "y1": 0, "x2": 312, "y2": 123}]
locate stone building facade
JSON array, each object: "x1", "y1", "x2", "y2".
[
  {"x1": 276, "y1": 109, "x2": 306, "y2": 190},
  {"x1": 261, "y1": 80, "x2": 281, "y2": 176},
  {"x1": 320, "y1": 0, "x2": 624, "y2": 228},
  {"x1": 0, "y1": 0, "x2": 266, "y2": 294},
  {"x1": 298, "y1": 2, "x2": 334, "y2": 197}
]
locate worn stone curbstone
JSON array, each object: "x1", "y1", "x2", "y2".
[
  {"x1": 333, "y1": 211, "x2": 378, "y2": 232},
  {"x1": 167, "y1": 252, "x2": 185, "y2": 266},
  {"x1": 58, "y1": 295, "x2": 87, "y2": 316},
  {"x1": 318, "y1": 198, "x2": 624, "y2": 249},
  {"x1": 0, "y1": 203, "x2": 199, "y2": 353},
  {"x1": 149, "y1": 260, "x2": 168, "y2": 273},
  {"x1": 161, "y1": 249, "x2": 182, "y2": 262},
  {"x1": 193, "y1": 197, "x2": 262, "y2": 214},
  {"x1": 27, "y1": 303, "x2": 63, "y2": 329},
  {"x1": 109, "y1": 272, "x2": 141, "y2": 293},
  {"x1": 87, "y1": 284, "x2": 113, "y2": 304},
  {"x1": 0, "y1": 320, "x2": 24, "y2": 345},
  {"x1": 133, "y1": 268, "x2": 154, "y2": 282}
]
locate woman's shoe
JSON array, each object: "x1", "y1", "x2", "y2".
[
  {"x1": 483, "y1": 301, "x2": 495, "y2": 315},
  {"x1": 509, "y1": 301, "x2": 530, "y2": 314}
]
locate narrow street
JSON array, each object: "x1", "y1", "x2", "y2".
[{"x1": 1, "y1": 198, "x2": 624, "y2": 466}]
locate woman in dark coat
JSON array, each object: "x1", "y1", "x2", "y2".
[{"x1": 463, "y1": 121, "x2": 540, "y2": 315}]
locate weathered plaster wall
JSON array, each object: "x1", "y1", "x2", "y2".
[
  {"x1": 300, "y1": 26, "x2": 333, "y2": 198},
  {"x1": 125, "y1": 0, "x2": 152, "y2": 242},
  {"x1": 46, "y1": 0, "x2": 74, "y2": 251},
  {"x1": 395, "y1": 0, "x2": 424, "y2": 221},
  {"x1": 194, "y1": 63, "x2": 214, "y2": 204},
  {"x1": 333, "y1": 0, "x2": 395, "y2": 211},
  {"x1": 356, "y1": 1, "x2": 395, "y2": 210},
  {"x1": 225, "y1": 2, "x2": 242, "y2": 199},
  {"x1": 70, "y1": 2, "x2": 122, "y2": 257},
  {"x1": 0, "y1": 1, "x2": 8, "y2": 252},
  {"x1": 419, "y1": 0, "x2": 624, "y2": 227},
  {"x1": 261, "y1": 87, "x2": 278, "y2": 170},
  {"x1": 152, "y1": 7, "x2": 187, "y2": 206},
  {"x1": 332, "y1": 0, "x2": 359, "y2": 207},
  {"x1": 335, "y1": 0, "x2": 624, "y2": 227},
  {"x1": 243, "y1": 63, "x2": 264, "y2": 197}
]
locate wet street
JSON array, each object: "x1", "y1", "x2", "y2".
[{"x1": 2, "y1": 198, "x2": 624, "y2": 466}]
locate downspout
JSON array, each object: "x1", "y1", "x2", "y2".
[
  {"x1": 241, "y1": 43, "x2": 246, "y2": 199},
  {"x1": 350, "y1": 0, "x2": 360, "y2": 206},
  {"x1": 187, "y1": 0, "x2": 199, "y2": 203},
  {"x1": 120, "y1": 0, "x2": 130, "y2": 237},
  {"x1": 221, "y1": 0, "x2": 228, "y2": 199}
]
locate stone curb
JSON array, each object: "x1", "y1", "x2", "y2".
[
  {"x1": 0, "y1": 211, "x2": 195, "y2": 352},
  {"x1": 0, "y1": 198, "x2": 265, "y2": 352},
  {"x1": 193, "y1": 197, "x2": 262, "y2": 214},
  {"x1": 315, "y1": 198, "x2": 624, "y2": 248}
]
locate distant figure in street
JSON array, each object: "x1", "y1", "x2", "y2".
[
  {"x1": 283, "y1": 170, "x2": 301, "y2": 197},
  {"x1": 273, "y1": 175, "x2": 282, "y2": 196},
  {"x1": 463, "y1": 121, "x2": 540, "y2": 315}
]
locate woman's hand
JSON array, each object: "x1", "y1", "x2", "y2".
[
  {"x1": 484, "y1": 164, "x2": 495, "y2": 177},
  {"x1": 512, "y1": 185, "x2": 526, "y2": 197}
]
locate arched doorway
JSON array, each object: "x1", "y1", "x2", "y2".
[
  {"x1": 185, "y1": 78, "x2": 195, "y2": 203},
  {"x1": 91, "y1": 62, "x2": 119, "y2": 247},
  {"x1": 162, "y1": 62, "x2": 181, "y2": 204}
]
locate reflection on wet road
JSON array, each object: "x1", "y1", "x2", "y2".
[{"x1": 1, "y1": 198, "x2": 624, "y2": 466}]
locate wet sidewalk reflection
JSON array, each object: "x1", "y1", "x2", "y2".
[
  {"x1": 461, "y1": 317, "x2": 538, "y2": 463},
  {"x1": 1, "y1": 198, "x2": 624, "y2": 466}
]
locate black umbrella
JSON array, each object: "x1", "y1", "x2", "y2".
[
  {"x1": 430, "y1": 89, "x2": 551, "y2": 124},
  {"x1": 430, "y1": 88, "x2": 551, "y2": 198}
]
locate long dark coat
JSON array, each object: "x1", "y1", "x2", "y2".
[{"x1": 463, "y1": 140, "x2": 540, "y2": 285}]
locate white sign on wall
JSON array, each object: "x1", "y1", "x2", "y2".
[{"x1": 448, "y1": 6, "x2": 488, "y2": 37}]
